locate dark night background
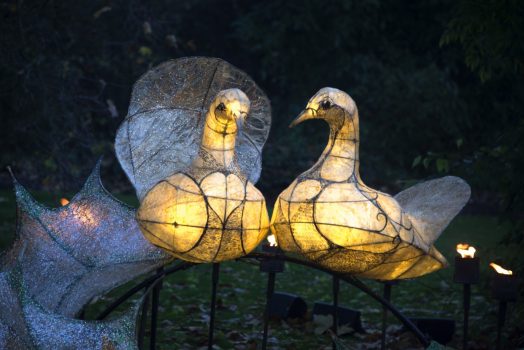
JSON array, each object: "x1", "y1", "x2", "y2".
[{"x1": 1, "y1": 0, "x2": 523, "y2": 253}]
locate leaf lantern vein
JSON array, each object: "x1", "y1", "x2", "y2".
[{"x1": 1, "y1": 161, "x2": 169, "y2": 317}]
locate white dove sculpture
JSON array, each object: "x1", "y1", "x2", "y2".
[
  {"x1": 116, "y1": 57, "x2": 272, "y2": 263},
  {"x1": 270, "y1": 87, "x2": 470, "y2": 280},
  {"x1": 137, "y1": 89, "x2": 270, "y2": 263}
]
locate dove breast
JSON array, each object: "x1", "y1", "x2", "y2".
[{"x1": 137, "y1": 171, "x2": 269, "y2": 263}]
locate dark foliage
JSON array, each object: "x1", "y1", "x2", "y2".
[{"x1": 1, "y1": 0, "x2": 523, "y2": 245}]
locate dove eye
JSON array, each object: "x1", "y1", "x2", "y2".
[
  {"x1": 216, "y1": 103, "x2": 226, "y2": 112},
  {"x1": 321, "y1": 100, "x2": 332, "y2": 110}
]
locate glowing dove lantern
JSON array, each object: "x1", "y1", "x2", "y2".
[
  {"x1": 137, "y1": 89, "x2": 270, "y2": 262},
  {"x1": 271, "y1": 87, "x2": 471, "y2": 280}
]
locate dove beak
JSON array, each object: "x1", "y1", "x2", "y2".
[
  {"x1": 289, "y1": 108, "x2": 317, "y2": 128},
  {"x1": 235, "y1": 113, "x2": 245, "y2": 130}
]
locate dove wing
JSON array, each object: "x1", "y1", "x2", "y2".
[{"x1": 395, "y1": 176, "x2": 471, "y2": 245}]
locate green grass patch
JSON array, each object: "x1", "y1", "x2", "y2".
[{"x1": 0, "y1": 189, "x2": 521, "y2": 349}]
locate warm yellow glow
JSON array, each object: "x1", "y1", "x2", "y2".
[
  {"x1": 490, "y1": 262, "x2": 513, "y2": 275},
  {"x1": 60, "y1": 198, "x2": 70, "y2": 206},
  {"x1": 267, "y1": 234, "x2": 277, "y2": 247},
  {"x1": 456, "y1": 243, "x2": 476, "y2": 258},
  {"x1": 137, "y1": 89, "x2": 269, "y2": 263},
  {"x1": 270, "y1": 88, "x2": 455, "y2": 280}
]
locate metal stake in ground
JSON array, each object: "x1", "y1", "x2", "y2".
[
  {"x1": 453, "y1": 252, "x2": 480, "y2": 350},
  {"x1": 332, "y1": 275, "x2": 340, "y2": 350},
  {"x1": 496, "y1": 301, "x2": 507, "y2": 350},
  {"x1": 260, "y1": 242, "x2": 285, "y2": 350},
  {"x1": 138, "y1": 293, "x2": 150, "y2": 349},
  {"x1": 490, "y1": 267, "x2": 517, "y2": 350},
  {"x1": 381, "y1": 281, "x2": 395, "y2": 350},
  {"x1": 208, "y1": 263, "x2": 220, "y2": 350},
  {"x1": 150, "y1": 267, "x2": 164, "y2": 350}
]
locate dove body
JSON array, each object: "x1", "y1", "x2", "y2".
[{"x1": 270, "y1": 87, "x2": 467, "y2": 280}]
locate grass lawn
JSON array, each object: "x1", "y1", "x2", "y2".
[{"x1": 0, "y1": 188, "x2": 522, "y2": 349}]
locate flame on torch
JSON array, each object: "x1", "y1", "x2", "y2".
[
  {"x1": 489, "y1": 263, "x2": 513, "y2": 275},
  {"x1": 456, "y1": 243, "x2": 476, "y2": 258},
  {"x1": 267, "y1": 234, "x2": 278, "y2": 247},
  {"x1": 60, "y1": 198, "x2": 70, "y2": 206}
]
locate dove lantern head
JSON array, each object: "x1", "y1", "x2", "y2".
[
  {"x1": 137, "y1": 88, "x2": 270, "y2": 263},
  {"x1": 271, "y1": 87, "x2": 470, "y2": 280}
]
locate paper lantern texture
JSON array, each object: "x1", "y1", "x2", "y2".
[
  {"x1": 0, "y1": 267, "x2": 140, "y2": 349},
  {"x1": 137, "y1": 88, "x2": 270, "y2": 262},
  {"x1": 115, "y1": 57, "x2": 271, "y2": 200},
  {"x1": 271, "y1": 87, "x2": 471, "y2": 280},
  {"x1": 0, "y1": 162, "x2": 168, "y2": 317}
]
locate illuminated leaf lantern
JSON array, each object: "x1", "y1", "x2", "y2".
[
  {"x1": 1, "y1": 162, "x2": 168, "y2": 317},
  {"x1": 127, "y1": 59, "x2": 271, "y2": 263},
  {"x1": 270, "y1": 87, "x2": 471, "y2": 280}
]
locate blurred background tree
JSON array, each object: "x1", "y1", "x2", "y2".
[{"x1": 0, "y1": 0, "x2": 522, "y2": 242}]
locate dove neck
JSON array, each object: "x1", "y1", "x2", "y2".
[
  {"x1": 198, "y1": 111, "x2": 237, "y2": 168},
  {"x1": 318, "y1": 116, "x2": 360, "y2": 182}
]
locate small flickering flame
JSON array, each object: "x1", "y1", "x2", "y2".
[
  {"x1": 456, "y1": 243, "x2": 476, "y2": 258},
  {"x1": 60, "y1": 198, "x2": 70, "y2": 206},
  {"x1": 267, "y1": 234, "x2": 278, "y2": 247},
  {"x1": 490, "y1": 263, "x2": 513, "y2": 275}
]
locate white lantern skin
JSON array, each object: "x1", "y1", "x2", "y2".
[
  {"x1": 137, "y1": 89, "x2": 269, "y2": 263},
  {"x1": 271, "y1": 88, "x2": 446, "y2": 280}
]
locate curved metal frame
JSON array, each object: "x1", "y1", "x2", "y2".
[{"x1": 97, "y1": 252, "x2": 431, "y2": 348}]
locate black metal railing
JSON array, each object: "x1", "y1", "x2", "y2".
[{"x1": 97, "y1": 252, "x2": 431, "y2": 349}]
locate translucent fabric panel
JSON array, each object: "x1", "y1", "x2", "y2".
[
  {"x1": 1, "y1": 162, "x2": 169, "y2": 317},
  {"x1": 115, "y1": 57, "x2": 271, "y2": 200}
]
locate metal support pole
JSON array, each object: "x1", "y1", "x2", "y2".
[
  {"x1": 97, "y1": 253, "x2": 430, "y2": 348},
  {"x1": 462, "y1": 283, "x2": 471, "y2": 350},
  {"x1": 97, "y1": 261, "x2": 193, "y2": 321},
  {"x1": 381, "y1": 282, "x2": 393, "y2": 350},
  {"x1": 208, "y1": 263, "x2": 220, "y2": 350},
  {"x1": 150, "y1": 267, "x2": 164, "y2": 350},
  {"x1": 262, "y1": 272, "x2": 276, "y2": 350},
  {"x1": 138, "y1": 293, "x2": 150, "y2": 349},
  {"x1": 496, "y1": 301, "x2": 507, "y2": 350},
  {"x1": 332, "y1": 276, "x2": 339, "y2": 350}
]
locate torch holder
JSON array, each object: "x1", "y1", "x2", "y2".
[
  {"x1": 260, "y1": 244, "x2": 285, "y2": 273},
  {"x1": 453, "y1": 256, "x2": 480, "y2": 284},
  {"x1": 260, "y1": 243, "x2": 285, "y2": 350},
  {"x1": 492, "y1": 273, "x2": 517, "y2": 302},
  {"x1": 491, "y1": 273, "x2": 517, "y2": 350},
  {"x1": 453, "y1": 256, "x2": 479, "y2": 350}
]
